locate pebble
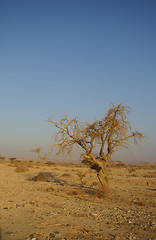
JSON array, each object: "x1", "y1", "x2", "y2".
[{"x1": 114, "y1": 235, "x2": 119, "y2": 240}]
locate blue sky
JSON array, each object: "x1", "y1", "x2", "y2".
[{"x1": 0, "y1": 0, "x2": 156, "y2": 162}]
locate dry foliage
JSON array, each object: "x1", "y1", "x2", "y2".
[{"x1": 49, "y1": 104, "x2": 145, "y2": 190}]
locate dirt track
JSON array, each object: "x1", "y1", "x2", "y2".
[{"x1": 0, "y1": 160, "x2": 155, "y2": 240}]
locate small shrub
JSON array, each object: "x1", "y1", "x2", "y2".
[
  {"x1": 133, "y1": 200, "x2": 146, "y2": 206},
  {"x1": 9, "y1": 157, "x2": 16, "y2": 161},
  {"x1": 45, "y1": 161, "x2": 56, "y2": 166},
  {"x1": 94, "y1": 189, "x2": 106, "y2": 198},
  {"x1": 128, "y1": 167, "x2": 136, "y2": 173},
  {"x1": 114, "y1": 161, "x2": 126, "y2": 167},
  {"x1": 62, "y1": 173, "x2": 71, "y2": 177},
  {"x1": 67, "y1": 190, "x2": 83, "y2": 196},
  {"x1": 15, "y1": 166, "x2": 28, "y2": 173},
  {"x1": 45, "y1": 187, "x2": 55, "y2": 192},
  {"x1": 85, "y1": 185, "x2": 109, "y2": 198}
]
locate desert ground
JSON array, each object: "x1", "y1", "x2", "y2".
[{"x1": 0, "y1": 159, "x2": 155, "y2": 240}]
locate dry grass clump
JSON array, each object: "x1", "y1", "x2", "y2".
[
  {"x1": 128, "y1": 167, "x2": 136, "y2": 173},
  {"x1": 54, "y1": 167, "x2": 59, "y2": 170},
  {"x1": 15, "y1": 165, "x2": 28, "y2": 173},
  {"x1": 113, "y1": 161, "x2": 126, "y2": 168},
  {"x1": 9, "y1": 157, "x2": 16, "y2": 162},
  {"x1": 133, "y1": 200, "x2": 146, "y2": 206},
  {"x1": 76, "y1": 171, "x2": 84, "y2": 178},
  {"x1": 45, "y1": 161, "x2": 56, "y2": 166},
  {"x1": 62, "y1": 173, "x2": 71, "y2": 177},
  {"x1": 143, "y1": 171, "x2": 156, "y2": 178},
  {"x1": 85, "y1": 185, "x2": 109, "y2": 198},
  {"x1": 11, "y1": 160, "x2": 21, "y2": 165},
  {"x1": 14, "y1": 161, "x2": 31, "y2": 173},
  {"x1": 67, "y1": 183, "x2": 109, "y2": 199},
  {"x1": 67, "y1": 189, "x2": 84, "y2": 196},
  {"x1": 97, "y1": 184, "x2": 110, "y2": 197},
  {"x1": 0, "y1": 157, "x2": 6, "y2": 164},
  {"x1": 45, "y1": 187, "x2": 55, "y2": 192},
  {"x1": 9, "y1": 160, "x2": 33, "y2": 169},
  {"x1": 0, "y1": 155, "x2": 5, "y2": 161}
]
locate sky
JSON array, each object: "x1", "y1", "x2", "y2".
[{"x1": 0, "y1": 0, "x2": 156, "y2": 163}]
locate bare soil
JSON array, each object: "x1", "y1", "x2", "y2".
[{"x1": 0, "y1": 160, "x2": 155, "y2": 240}]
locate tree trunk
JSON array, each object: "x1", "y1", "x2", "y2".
[
  {"x1": 83, "y1": 153, "x2": 109, "y2": 191},
  {"x1": 97, "y1": 168, "x2": 108, "y2": 187},
  {"x1": 96, "y1": 161, "x2": 108, "y2": 192}
]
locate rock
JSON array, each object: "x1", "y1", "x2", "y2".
[
  {"x1": 114, "y1": 235, "x2": 120, "y2": 240},
  {"x1": 32, "y1": 172, "x2": 54, "y2": 182}
]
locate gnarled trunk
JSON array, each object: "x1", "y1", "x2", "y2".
[
  {"x1": 83, "y1": 153, "x2": 108, "y2": 190},
  {"x1": 97, "y1": 161, "x2": 108, "y2": 188}
]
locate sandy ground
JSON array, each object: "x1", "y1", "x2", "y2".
[{"x1": 0, "y1": 159, "x2": 155, "y2": 240}]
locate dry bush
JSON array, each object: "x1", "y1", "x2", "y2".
[
  {"x1": 80, "y1": 179, "x2": 87, "y2": 186},
  {"x1": 62, "y1": 173, "x2": 71, "y2": 177},
  {"x1": 152, "y1": 202, "x2": 156, "y2": 208},
  {"x1": 72, "y1": 212, "x2": 87, "y2": 218},
  {"x1": 143, "y1": 171, "x2": 156, "y2": 178},
  {"x1": 67, "y1": 190, "x2": 84, "y2": 196},
  {"x1": 15, "y1": 165, "x2": 28, "y2": 173},
  {"x1": 67, "y1": 184, "x2": 109, "y2": 199},
  {"x1": 94, "y1": 184, "x2": 109, "y2": 197},
  {"x1": 9, "y1": 157, "x2": 16, "y2": 161},
  {"x1": 84, "y1": 185, "x2": 109, "y2": 198},
  {"x1": 9, "y1": 157, "x2": 16, "y2": 163},
  {"x1": 76, "y1": 171, "x2": 83, "y2": 178},
  {"x1": 94, "y1": 187, "x2": 109, "y2": 198},
  {"x1": 0, "y1": 158, "x2": 5, "y2": 164},
  {"x1": 45, "y1": 187, "x2": 55, "y2": 192},
  {"x1": 8, "y1": 160, "x2": 20, "y2": 166},
  {"x1": 21, "y1": 160, "x2": 34, "y2": 167},
  {"x1": 0, "y1": 155, "x2": 5, "y2": 161},
  {"x1": 31, "y1": 147, "x2": 47, "y2": 165},
  {"x1": 14, "y1": 161, "x2": 31, "y2": 172},
  {"x1": 113, "y1": 161, "x2": 126, "y2": 168},
  {"x1": 9, "y1": 160, "x2": 33, "y2": 169},
  {"x1": 133, "y1": 200, "x2": 146, "y2": 206},
  {"x1": 128, "y1": 167, "x2": 136, "y2": 173},
  {"x1": 54, "y1": 167, "x2": 59, "y2": 170},
  {"x1": 45, "y1": 161, "x2": 56, "y2": 166}
]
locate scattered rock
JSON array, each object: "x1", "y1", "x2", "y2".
[{"x1": 32, "y1": 172, "x2": 54, "y2": 182}]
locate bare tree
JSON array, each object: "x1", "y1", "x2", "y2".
[
  {"x1": 49, "y1": 104, "x2": 145, "y2": 189},
  {"x1": 31, "y1": 147, "x2": 47, "y2": 165}
]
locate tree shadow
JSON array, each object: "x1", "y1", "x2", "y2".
[
  {"x1": 146, "y1": 188, "x2": 156, "y2": 191},
  {"x1": 30, "y1": 172, "x2": 67, "y2": 186},
  {"x1": 30, "y1": 171, "x2": 106, "y2": 198}
]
